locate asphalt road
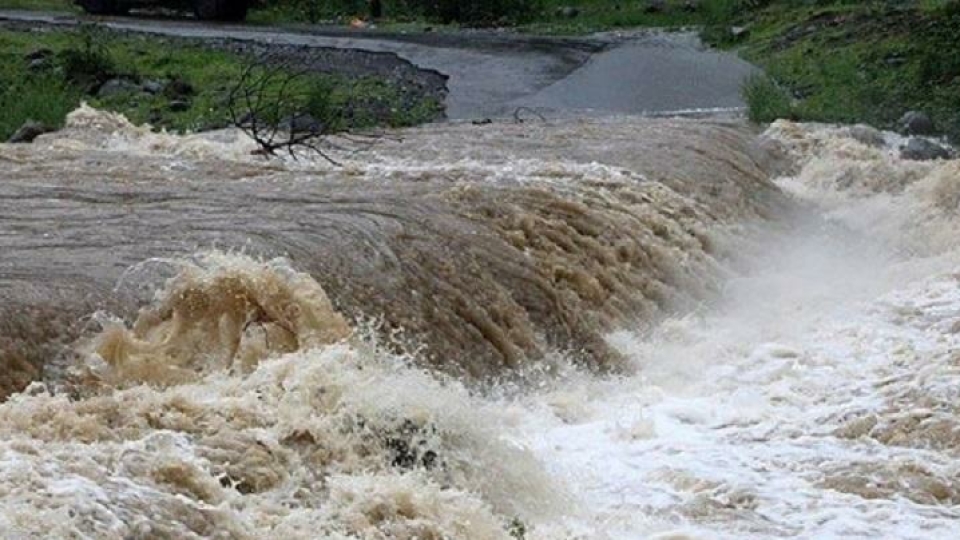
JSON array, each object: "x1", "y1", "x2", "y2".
[{"x1": 0, "y1": 9, "x2": 758, "y2": 119}]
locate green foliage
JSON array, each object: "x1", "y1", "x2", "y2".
[
  {"x1": 231, "y1": 62, "x2": 438, "y2": 137},
  {"x1": 428, "y1": 0, "x2": 542, "y2": 25},
  {"x1": 58, "y1": 24, "x2": 118, "y2": 91},
  {"x1": 714, "y1": 0, "x2": 960, "y2": 142},
  {"x1": 526, "y1": 0, "x2": 705, "y2": 34},
  {"x1": 702, "y1": 0, "x2": 740, "y2": 24},
  {"x1": 0, "y1": 0, "x2": 76, "y2": 9},
  {"x1": 0, "y1": 73, "x2": 81, "y2": 140},
  {"x1": 0, "y1": 27, "x2": 440, "y2": 141},
  {"x1": 253, "y1": 0, "x2": 540, "y2": 26},
  {"x1": 304, "y1": 76, "x2": 439, "y2": 130},
  {"x1": 916, "y1": 0, "x2": 960, "y2": 85},
  {"x1": 741, "y1": 73, "x2": 793, "y2": 123}
]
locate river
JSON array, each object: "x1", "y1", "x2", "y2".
[{"x1": 0, "y1": 102, "x2": 959, "y2": 538}]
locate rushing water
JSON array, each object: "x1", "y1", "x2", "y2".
[{"x1": 0, "y1": 108, "x2": 959, "y2": 538}]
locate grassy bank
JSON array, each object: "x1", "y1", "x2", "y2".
[
  {"x1": 0, "y1": 0, "x2": 722, "y2": 33},
  {"x1": 708, "y1": 0, "x2": 960, "y2": 141},
  {"x1": 245, "y1": 0, "x2": 707, "y2": 33},
  {"x1": 0, "y1": 26, "x2": 441, "y2": 141},
  {"x1": 4, "y1": 0, "x2": 959, "y2": 141}
]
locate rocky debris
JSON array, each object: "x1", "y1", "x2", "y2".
[
  {"x1": 899, "y1": 110, "x2": 936, "y2": 136},
  {"x1": 884, "y1": 53, "x2": 906, "y2": 67},
  {"x1": 97, "y1": 78, "x2": 141, "y2": 98},
  {"x1": 279, "y1": 113, "x2": 325, "y2": 135},
  {"x1": 142, "y1": 79, "x2": 164, "y2": 95},
  {"x1": 7, "y1": 121, "x2": 51, "y2": 144},
  {"x1": 24, "y1": 48, "x2": 54, "y2": 71},
  {"x1": 644, "y1": 0, "x2": 667, "y2": 14},
  {"x1": 900, "y1": 138, "x2": 952, "y2": 161},
  {"x1": 730, "y1": 25, "x2": 750, "y2": 40},
  {"x1": 24, "y1": 48, "x2": 53, "y2": 62},
  {"x1": 843, "y1": 124, "x2": 886, "y2": 148},
  {"x1": 27, "y1": 58, "x2": 51, "y2": 71},
  {"x1": 235, "y1": 111, "x2": 257, "y2": 127},
  {"x1": 556, "y1": 6, "x2": 580, "y2": 18},
  {"x1": 2, "y1": 23, "x2": 447, "y2": 126},
  {"x1": 168, "y1": 100, "x2": 191, "y2": 113},
  {"x1": 163, "y1": 77, "x2": 195, "y2": 100}
]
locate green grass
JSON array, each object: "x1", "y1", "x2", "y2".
[
  {"x1": 715, "y1": 0, "x2": 960, "y2": 141},
  {"x1": 249, "y1": 0, "x2": 540, "y2": 27},
  {"x1": 522, "y1": 0, "x2": 702, "y2": 35},
  {"x1": 0, "y1": 0, "x2": 76, "y2": 10},
  {"x1": 741, "y1": 73, "x2": 793, "y2": 124},
  {"x1": 0, "y1": 73, "x2": 81, "y2": 137},
  {"x1": 0, "y1": 27, "x2": 441, "y2": 140}
]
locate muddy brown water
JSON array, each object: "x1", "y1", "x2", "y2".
[{"x1": 0, "y1": 108, "x2": 784, "y2": 399}]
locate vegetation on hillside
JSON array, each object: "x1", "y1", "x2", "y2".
[
  {"x1": 251, "y1": 0, "x2": 542, "y2": 26},
  {"x1": 706, "y1": 0, "x2": 960, "y2": 141},
  {"x1": 0, "y1": 26, "x2": 441, "y2": 141}
]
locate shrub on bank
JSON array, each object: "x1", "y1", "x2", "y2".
[
  {"x1": 423, "y1": 0, "x2": 542, "y2": 25},
  {"x1": 721, "y1": 0, "x2": 960, "y2": 142},
  {"x1": 741, "y1": 73, "x2": 793, "y2": 123},
  {"x1": 0, "y1": 73, "x2": 81, "y2": 140}
]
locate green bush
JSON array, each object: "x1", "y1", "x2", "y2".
[
  {"x1": 58, "y1": 25, "x2": 118, "y2": 91},
  {"x1": 305, "y1": 76, "x2": 440, "y2": 130},
  {"x1": 917, "y1": 0, "x2": 960, "y2": 85},
  {"x1": 741, "y1": 73, "x2": 794, "y2": 124},
  {"x1": 428, "y1": 0, "x2": 541, "y2": 25},
  {"x1": 0, "y1": 73, "x2": 81, "y2": 140}
]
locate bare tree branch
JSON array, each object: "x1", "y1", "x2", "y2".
[{"x1": 227, "y1": 53, "x2": 392, "y2": 165}]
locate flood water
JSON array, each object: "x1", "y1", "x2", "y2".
[{"x1": 0, "y1": 107, "x2": 959, "y2": 538}]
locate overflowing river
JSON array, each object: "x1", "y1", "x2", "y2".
[{"x1": 0, "y1": 107, "x2": 959, "y2": 538}]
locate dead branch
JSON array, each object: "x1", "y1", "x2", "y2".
[{"x1": 227, "y1": 53, "x2": 387, "y2": 165}]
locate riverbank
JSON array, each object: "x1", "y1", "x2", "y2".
[
  {"x1": 707, "y1": 0, "x2": 960, "y2": 143},
  {"x1": 0, "y1": 23, "x2": 445, "y2": 141},
  {"x1": 256, "y1": 0, "x2": 960, "y2": 142}
]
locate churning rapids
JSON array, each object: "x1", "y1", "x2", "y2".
[{"x1": 1, "y1": 106, "x2": 959, "y2": 538}]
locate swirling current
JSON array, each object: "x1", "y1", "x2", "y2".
[{"x1": 0, "y1": 107, "x2": 958, "y2": 538}]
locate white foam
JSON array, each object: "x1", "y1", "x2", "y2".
[{"x1": 507, "y1": 123, "x2": 960, "y2": 539}]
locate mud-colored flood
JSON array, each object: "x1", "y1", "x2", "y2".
[{"x1": 0, "y1": 108, "x2": 958, "y2": 538}]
